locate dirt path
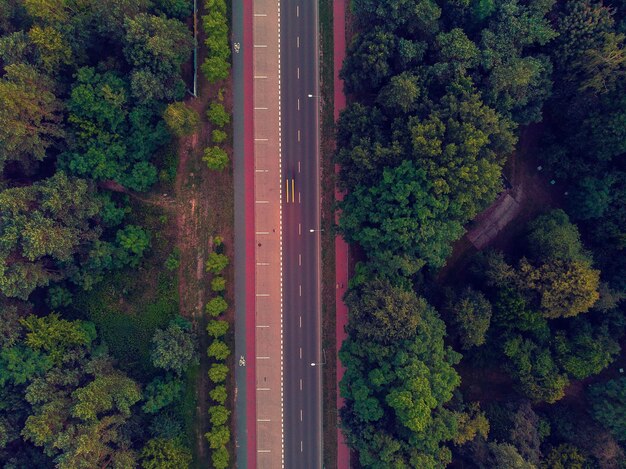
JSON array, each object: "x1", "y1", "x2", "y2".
[{"x1": 173, "y1": 8, "x2": 235, "y2": 467}]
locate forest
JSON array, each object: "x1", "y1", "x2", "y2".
[
  {"x1": 0, "y1": 0, "x2": 212, "y2": 467},
  {"x1": 337, "y1": 0, "x2": 626, "y2": 467}
]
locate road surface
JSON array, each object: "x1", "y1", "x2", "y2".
[{"x1": 281, "y1": 0, "x2": 323, "y2": 467}]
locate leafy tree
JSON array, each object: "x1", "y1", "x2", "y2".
[
  {"x1": 0, "y1": 172, "x2": 110, "y2": 299},
  {"x1": 211, "y1": 276, "x2": 226, "y2": 292},
  {"x1": 343, "y1": 278, "x2": 421, "y2": 344},
  {"x1": 203, "y1": 146, "x2": 229, "y2": 170},
  {"x1": 163, "y1": 102, "x2": 200, "y2": 137},
  {"x1": 142, "y1": 375, "x2": 184, "y2": 414},
  {"x1": 486, "y1": 442, "x2": 535, "y2": 469},
  {"x1": 27, "y1": 25, "x2": 71, "y2": 73},
  {"x1": 376, "y1": 72, "x2": 422, "y2": 113},
  {"x1": 211, "y1": 445, "x2": 229, "y2": 469},
  {"x1": 206, "y1": 102, "x2": 230, "y2": 127},
  {"x1": 447, "y1": 287, "x2": 492, "y2": 349},
  {"x1": 115, "y1": 225, "x2": 151, "y2": 267},
  {"x1": 340, "y1": 159, "x2": 465, "y2": 276},
  {"x1": 154, "y1": 0, "x2": 193, "y2": 19},
  {"x1": 141, "y1": 437, "x2": 192, "y2": 469},
  {"x1": 453, "y1": 402, "x2": 490, "y2": 445},
  {"x1": 206, "y1": 320, "x2": 229, "y2": 338},
  {"x1": 588, "y1": 378, "x2": 626, "y2": 441},
  {"x1": 502, "y1": 334, "x2": 569, "y2": 403},
  {"x1": 340, "y1": 27, "x2": 396, "y2": 95},
  {"x1": 205, "y1": 425, "x2": 230, "y2": 449},
  {"x1": 436, "y1": 28, "x2": 479, "y2": 67},
  {"x1": 60, "y1": 67, "x2": 168, "y2": 190},
  {"x1": 21, "y1": 313, "x2": 95, "y2": 362},
  {"x1": 340, "y1": 282, "x2": 461, "y2": 466},
  {"x1": 518, "y1": 258, "x2": 600, "y2": 319},
  {"x1": 526, "y1": 210, "x2": 591, "y2": 264},
  {"x1": 542, "y1": 444, "x2": 586, "y2": 469},
  {"x1": 208, "y1": 405, "x2": 230, "y2": 426},
  {"x1": 209, "y1": 385, "x2": 227, "y2": 404},
  {"x1": 207, "y1": 340, "x2": 230, "y2": 361},
  {"x1": 212, "y1": 129, "x2": 227, "y2": 143},
  {"x1": 0, "y1": 63, "x2": 63, "y2": 171},
  {"x1": 208, "y1": 363, "x2": 228, "y2": 383},
  {"x1": 123, "y1": 13, "x2": 192, "y2": 102},
  {"x1": 0, "y1": 346, "x2": 52, "y2": 386},
  {"x1": 205, "y1": 253, "x2": 229, "y2": 274},
  {"x1": 205, "y1": 297, "x2": 228, "y2": 317},
  {"x1": 151, "y1": 318, "x2": 197, "y2": 376}
]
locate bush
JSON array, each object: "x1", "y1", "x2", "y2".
[
  {"x1": 206, "y1": 320, "x2": 229, "y2": 338},
  {"x1": 206, "y1": 252, "x2": 229, "y2": 274},
  {"x1": 206, "y1": 103, "x2": 229, "y2": 127},
  {"x1": 205, "y1": 297, "x2": 228, "y2": 317},
  {"x1": 212, "y1": 129, "x2": 227, "y2": 143},
  {"x1": 211, "y1": 276, "x2": 226, "y2": 292},
  {"x1": 208, "y1": 405, "x2": 230, "y2": 426},
  {"x1": 208, "y1": 363, "x2": 228, "y2": 383},
  {"x1": 207, "y1": 340, "x2": 230, "y2": 361},
  {"x1": 209, "y1": 384, "x2": 227, "y2": 404},
  {"x1": 203, "y1": 146, "x2": 229, "y2": 170},
  {"x1": 163, "y1": 102, "x2": 200, "y2": 137}
]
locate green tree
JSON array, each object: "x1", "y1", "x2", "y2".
[
  {"x1": 205, "y1": 425, "x2": 230, "y2": 449},
  {"x1": 208, "y1": 363, "x2": 228, "y2": 383},
  {"x1": 526, "y1": 210, "x2": 590, "y2": 263},
  {"x1": 163, "y1": 102, "x2": 200, "y2": 137},
  {"x1": 203, "y1": 146, "x2": 229, "y2": 170},
  {"x1": 211, "y1": 445, "x2": 229, "y2": 469},
  {"x1": 205, "y1": 252, "x2": 229, "y2": 274},
  {"x1": 209, "y1": 384, "x2": 227, "y2": 404},
  {"x1": 518, "y1": 258, "x2": 600, "y2": 319},
  {"x1": 208, "y1": 405, "x2": 230, "y2": 426},
  {"x1": 340, "y1": 282, "x2": 461, "y2": 466},
  {"x1": 212, "y1": 129, "x2": 227, "y2": 143},
  {"x1": 487, "y1": 442, "x2": 535, "y2": 469},
  {"x1": 141, "y1": 437, "x2": 192, "y2": 469},
  {"x1": 447, "y1": 287, "x2": 492, "y2": 349},
  {"x1": 588, "y1": 378, "x2": 626, "y2": 441},
  {"x1": 206, "y1": 102, "x2": 230, "y2": 127},
  {"x1": 0, "y1": 174, "x2": 109, "y2": 298},
  {"x1": 206, "y1": 320, "x2": 229, "y2": 338},
  {"x1": 123, "y1": 13, "x2": 192, "y2": 102},
  {"x1": 142, "y1": 375, "x2": 184, "y2": 414},
  {"x1": 0, "y1": 63, "x2": 63, "y2": 171},
  {"x1": 211, "y1": 276, "x2": 226, "y2": 292},
  {"x1": 115, "y1": 225, "x2": 151, "y2": 267},
  {"x1": 151, "y1": 318, "x2": 197, "y2": 376},
  {"x1": 205, "y1": 297, "x2": 228, "y2": 317},
  {"x1": 542, "y1": 444, "x2": 586, "y2": 469},
  {"x1": 207, "y1": 340, "x2": 230, "y2": 361}
]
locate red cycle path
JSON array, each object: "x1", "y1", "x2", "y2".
[
  {"x1": 333, "y1": 0, "x2": 350, "y2": 467},
  {"x1": 243, "y1": 0, "x2": 257, "y2": 466}
]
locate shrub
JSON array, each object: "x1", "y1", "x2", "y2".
[
  {"x1": 203, "y1": 146, "x2": 229, "y2": 170},
  {"x1": 208, "y1": 363, "x2": 228, "y2": 383},
  {"x1": 206, "y1": 103, "x2": 229, "y2": 127},
  {"x1": 206, "y1": 320, "x2": 229, "y2": 338},
  {"x1": 205, "y1": 297, "x2": 228, "y2": 317},
  {"x1": 211, "y1": 276, "x2": 226, "y2": 292},
  {"x1": 207, "y1": 340, "x2": 230, "y2": 361},
  {"x1": 163, "y1": 102, "x2": 200, "y2": 137},
  {"x1": 212, "y1": 129, "x2": 227, "y2": 143},
  {"x1": 206, "y1": 252, "x2": 229, "y2": 274}
]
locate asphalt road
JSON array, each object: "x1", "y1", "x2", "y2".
[{"x1": 281, "y1": 0, "x2": 322, "y2": 467}]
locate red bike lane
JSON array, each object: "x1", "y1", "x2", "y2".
[
  {"x1": 333, "y1": 0, "x2": 350, "y2": 467},
  {"x1": 243, "y1": 0, "x2": 257, "y2": 466}
]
